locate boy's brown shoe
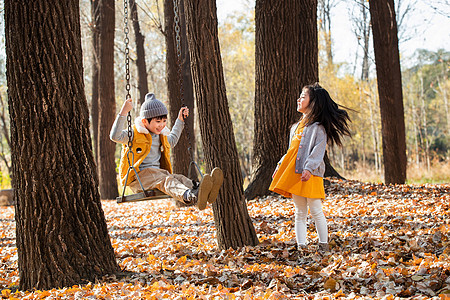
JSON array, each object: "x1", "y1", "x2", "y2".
[
  {"x1": 196, "y1": 174, "x2": 213, "y2": 210},
  {"x1": 208, "y1": 167, "x2": 224, "y2": 204}
]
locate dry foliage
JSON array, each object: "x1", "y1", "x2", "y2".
[{"x1": 0, "y1": 179, "x2": 449, "y2": 299}]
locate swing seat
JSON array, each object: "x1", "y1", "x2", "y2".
[{"x1": 116, "y1": 189, "x2": 170, "y2": 203}]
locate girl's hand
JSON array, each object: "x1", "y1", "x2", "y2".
[
  {"x1": 178, "y1": 106, "x2": 189, "y2": 121},
  {"x1": 119, "y1": 98, "x2": 133, "y2": 116},
  {"x1": 301, "y1": 170, "x2": 311, "y2": 181}
]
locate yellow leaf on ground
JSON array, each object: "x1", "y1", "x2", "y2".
[{"x1": 1, "y1": 289, "x2": 11, "y2": 297}]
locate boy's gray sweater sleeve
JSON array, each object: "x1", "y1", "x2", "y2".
[
  {"x1": 110, "y1": 115, "x2": 131, "y2": 144},
  {"x1": 167, "y1": 118, "x2": 185, "y2": 147}
]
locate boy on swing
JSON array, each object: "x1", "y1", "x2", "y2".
[{"x1": 110, "y1": 93, "x2": 223, "y2": 210}]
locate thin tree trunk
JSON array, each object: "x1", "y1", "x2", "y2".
[
  {"x1": 91, "y1": 0, "x2": 100, "y2": 165},
  {"x1": 98, "y1": 0, "x2": 118, "y2": 199},
  {"x1": 358, "y1": 89, "x2": 366, "y2": 167},
  {"x1": 436, "y1": 78, "x2": 449, "y2": 136},
  {"x1": 5, "y1": 0, "x2": 119, "y2": 290},
  {"x1": 165, "y1": 0, "x2": 196, "y2": 180},
  {"x1": 369, "y1": 0, "x2": 407, "y2": 184},
  {"x1": 419, "y1": 75, "x2": 430, "y2": 172},
  {"x1": 371, "y1": 83, "x2": 383, "y2": 174},
  {"x1": 323, "y1": 151, "x2": 344, "y2": 179},
  {"x1": 439, "y1": 62, "x2": 450, "y2": 134},
  {"x1": 0, "y1": 94, "x2": 12, "y2": 184},
  {"x1": 360, "y1": 0, "x2": 371, "y2": 82},
  {"x1": 318, "y1": 0, "x2": 335, "y2": 68},
  {"x1": 183, "y1": 0, "x2": 259, "y2": 249},
  {"x1": 409, "y1": 87, "x2": 420, "y2": 167},
  {"x1": 368, "y1": 91, "x2": 379, "y2": 172},
  {"x1": 130, "y1": 0, "x2": 149, "y2": 105},
  {"x1": 245, "y1": 0, "x2": 318, "y2": 200},
  {"x1": 350, "y1": 0, "x2": 371, "y2": 81}
]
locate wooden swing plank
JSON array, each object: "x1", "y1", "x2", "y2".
[{"x1": 116, "y1": 189, "x2": 170, "y2": 203}]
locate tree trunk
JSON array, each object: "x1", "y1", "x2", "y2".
[
  {"x1": 98, "y1": 0, "x2": 119, "y2": 199},
  {"x1": 369, "y1": 0, "x2": 407, "y2": 184},
  {"x1": 368, "y1": 91, "x2": 380, "y2": 173},
  {"x1": 371, "y1": 82, "x2": 383, "y2": 173},
  {"x1": 130, "y1": 0, "x2": 149, "y2": 105},
  {"x1": 318, "y1": 0, "x2": 335, "y2": 68},
  {"x1": 0, "y1": 94, "x2": 13, "y2": 184},
  {"x1": 91, "y1": 0, "x2": 100, "y2": 165},
  {"x1": 409, "y1": 85, "x2": 420, "y2": 167},
  {"x1": 183, "y1": 0, "x2": 259, "y2": 249},
  {"x1": 245, "y1": 0, "x2": 318, "y2": 200},
  {"x1": 165, "y1": 0, "x2": 197, "y2": 180},
  {"x1": 360, "y1": 0, "x2": 371, "y2": 82},
  {"x1": 439, "y1": 61, "x2": 450, "y2": 135},
  {"x1": 419, "y1": 75, "x2": 430, "y2": 171},
  {"x1": 357, "y1": 89, "x2": 367, "y2": 167},
  {"x1": 323, "y1": 151, "x2": 344, "y2": 179},
  {"x1": 5, "y1": 0, "x2": 119, "y2": 290}
]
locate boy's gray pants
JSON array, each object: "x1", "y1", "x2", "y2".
[{"x1": 128, "y1": 167, "x2": 193, "y2": 202}]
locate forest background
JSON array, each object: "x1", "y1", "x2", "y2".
[{"x1": 0, "y1": 0, "x2": 449, "y2": 188}]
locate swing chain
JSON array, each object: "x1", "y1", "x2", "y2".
[
  {"x1": 121, "y1": 0, "x2": 148, "y2": 200},
  {"x1": 173, "y1": 0, "x2": 200, "y2": 179},
  {"x1": 124, "y1": 0, "x2": 137, "y2": 177},
  {"x1": 124, "y1": 0, "x2": 133, "y2": 153},
  {"x1": 173, "y1": 0, "x2": 185, "y2": 111}
]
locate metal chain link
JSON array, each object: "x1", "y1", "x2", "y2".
[
  {"x1": 121, "y1": 0, "x2": 148, "y2": 198},
  {"x1": 124, "y1": 0, "x2": 133, "y2": 161},
  {"x1": 124, "y1": 0, "x2": 134, "y2": 170},
  {"x1": 173, "y1": 0, "x2": 201, "y2": 179}
]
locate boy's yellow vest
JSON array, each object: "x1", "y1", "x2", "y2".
[{"x1": 119, "y1": 125, "x2": 172, "y2": 187}]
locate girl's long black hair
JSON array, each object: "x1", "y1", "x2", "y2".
[{"x1": 301, "y1": 82, "x2": 352, "y2": 147}]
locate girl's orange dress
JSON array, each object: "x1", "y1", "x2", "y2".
[{"x1": 269, "y1": 121, "x2": 325, "y2": 199}]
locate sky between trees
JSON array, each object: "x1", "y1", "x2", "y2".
[{"x1": 217, "y1": 0, "x2": 450, "y2": 72}]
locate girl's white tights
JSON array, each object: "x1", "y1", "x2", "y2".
[{"x1": 292, "y1": 194, "x2": 328, "y2": 246}]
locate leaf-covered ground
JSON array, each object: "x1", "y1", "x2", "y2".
[{"x1": 0, "y1": 179, "x2": 449, "y2": 299}]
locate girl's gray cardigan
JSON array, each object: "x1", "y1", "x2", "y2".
[{"x1": 278, "y1": 121, "x2": 327, "y2": 178}]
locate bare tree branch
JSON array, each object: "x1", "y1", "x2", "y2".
[
  {"x1": 428, "y1": 0, "x2": 450, "y2": 18},
  {"x1": 139, "y1": 0, "x2": 164, "y2": 35},
  {"x1": 396, "y1": 0, "x2": 419, "y2": 43}
]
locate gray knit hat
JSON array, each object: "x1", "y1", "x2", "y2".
[{"x1": 140, "y1": 93, "x2": 168, "y2": 119}]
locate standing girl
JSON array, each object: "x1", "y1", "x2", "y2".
[{"x1": 269, "y1": 82, "x2": 351, "y2": 252}]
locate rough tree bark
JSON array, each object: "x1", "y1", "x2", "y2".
[
  {"x1": 369, "y1": 0, "x2": 407, "y2": 184},
  {"x1": 183, "y1": 0, "x2": 259, "y2": 249},
  {"x1": 165, "y1": 0, "x2": 197, "y2": 180},
  {"x1": 98, "y1": 0, "x2": 119, "y2": 199},
  {"x1": 245, "y1": 0, "x2": 319, "y2": 200},
  {"x1": 130, "y1": 0, "x2": 149, "y2": 105},
  {"x1": 5, "y1": 0, "x2": 119, "y2": 290}
]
